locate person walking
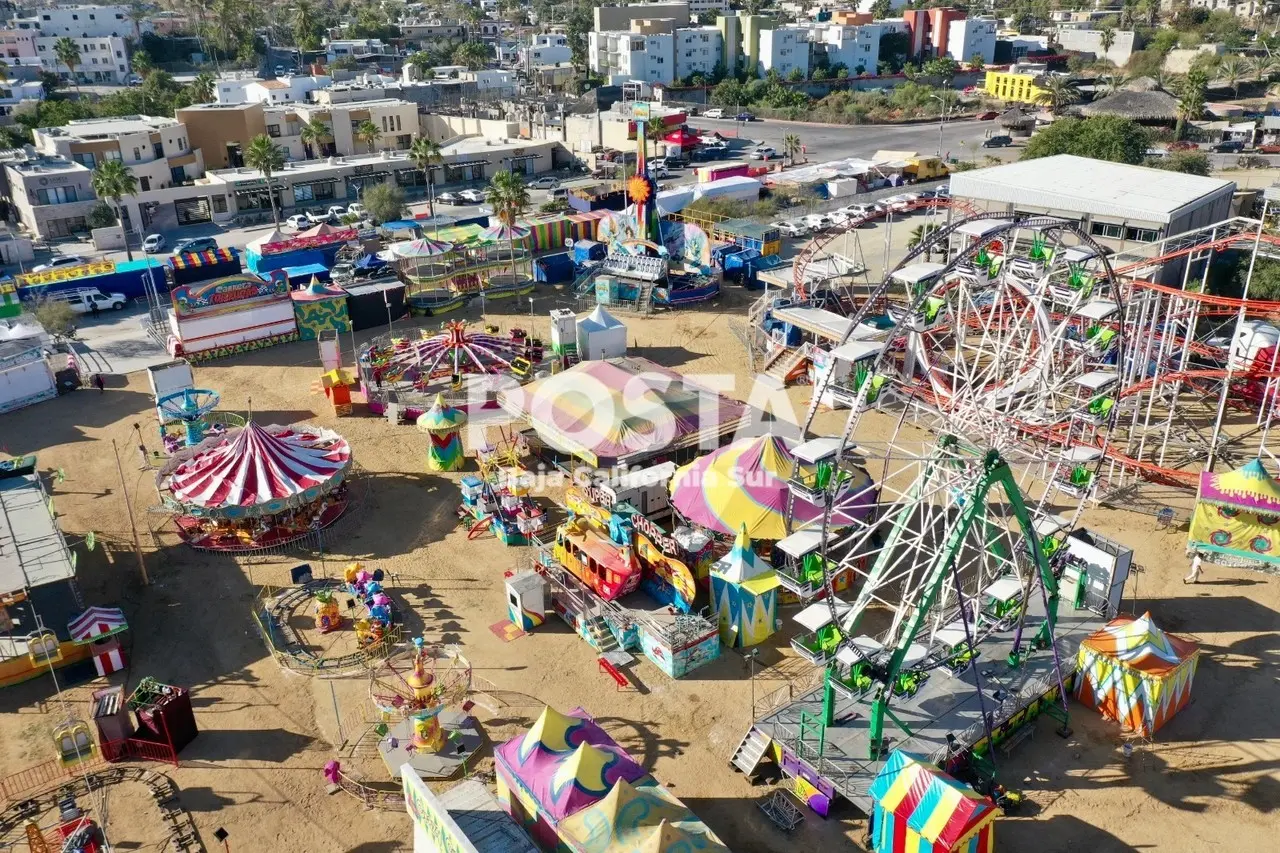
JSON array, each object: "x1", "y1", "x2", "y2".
[
  {"x1": 89, "y1": 298, "x2": 100, "y2": 319},
  {"x1": 1184, "y1": 552, "x2": 1203, "y2": 584},
  {"x1": 92, "y1": 373, "x2": 105, "y2": 393}
]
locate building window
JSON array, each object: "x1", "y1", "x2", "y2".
[
  {"x1": 35, "y1": 186, "x2": 78, "y2": 204},
  {"x1": 103, "y1": 150, "x2": 121, "y2": 162},
  {"x1": 1089, "y1": 221, "x2": 1124, "y2": 240},
  {"x1": 132, "y1": 147, "x2": 140, "y2": 159},
  {"x1": 139, "y1": 176, "x2": 150, "y2": 191},
  {"x1": 267, "y1": 124, "x2": 280, "y2": 137},
  {"x1": 294, "y1": 183, "x2": 315, "y2": 202},
  {"x1": 72, "y1": 152, "x2": 96, "y2": 168},
  {"x1": 1125, "y1": 226, "x2": 1158, "y2": 243}
]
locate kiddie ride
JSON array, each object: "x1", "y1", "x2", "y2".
[{"x1": 457, "y1": 435, "x2": 546, "y2": 545}]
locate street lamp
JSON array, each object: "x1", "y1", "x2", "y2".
[{"x1": 929, "y1": 92, "x2": 950, "y2": 159}]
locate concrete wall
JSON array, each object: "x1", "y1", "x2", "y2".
[
  {"x1": 595, "y1": 3, "x2": 691, "y2": 32},
  {"x1": 420, "y1": 114, "x2": 520, "y2": 143},
  {"x1": 1056, "y1": 28, "x2": 1136, "y2": 67}
]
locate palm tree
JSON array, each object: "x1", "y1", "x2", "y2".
[
  {"x1": 299, "y1": 118, "x2": 330, "y2": 159},
  {"x1": 53, "y1": 37, "x2": 81, "y2": 90},
  {"x1": 1249, "y1": 54, "x2": 1277, "y2": 83},
  {"x1": 1098, "y1": 26, "x2": 1116, "y2": 59},
  {"x1": 409, "y1": 135, "x2": 443, "y2": 214},
  {"x1": 1175, "y1": 72, "x2": 1207, "y2": 141},
  {"x1": 1035, "y1": 76, "x2": 1081, "y2": 114},
  {"x1": 293, "y1": 0, "x2": 317, "y2": 51},
  {"x1": 907, "y1": 222, "x2": 939, "y2": 249},
  {"x1": 1099, "y1": 73, "x2": 1129, "y2": 95},
  {"x1": 453, "y1": 40, "x2": 491, "y2": 71},
  {"x1": 127, "y1": 1, "x2": 148, "y2": 40},
  {"x1": 1219, "y1": 55, "x2": 1245, "y2": 97},
  {"x1": 243, "y1": 134, "x2": 285, "y2": 227},
  {"x1": 782, "y1": 133, "x2": 802, "y2": 165},
  {"x1": 0, "y1": 59, "x2": 8, "y2": 85},
  {"x1": 131, "y1": 48, "x2": 153, "y2": 79},
  {"x1": 355, "y1": 120, "x2": 381, "y2": 154},
  {"x1": 191, "y1": 72, "x2": 216, "y2": 103},
  {"x1": 90, "y1": 160, "x2": 139, "y2": 261},
  {"x1": 485, "y1": 169, "x2": 530, "y2": 279},
  {"x1": 407, "y1": 51, "x2": 433, "y2": 81}
]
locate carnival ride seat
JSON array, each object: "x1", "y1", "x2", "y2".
[{"x1": 1088, "y1": 396, "x2": 1115, "y2": 419}]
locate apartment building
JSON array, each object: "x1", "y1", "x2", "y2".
[
  {"x1": 326, "y1": 38, "x2": 391, "y2": 63},
  {"x1": 32, "y1": 116, "x2": 203, "y2": 192},
  {"x1": 589, "y1": 26, "x2": 675, "y2": 85},
  {"x1": 758, "y1": 26, "x2": 809, "y2": 78},
  {"x1": 522, "y1": 33, "x2": 571, "y2": 71},
  {"x1": 8, "y1": 5, "x2": 149, "y2": 38},
  {"x1": 594, "y1": 3, "x2": 690, "y2": 31},
  {"x1": 0, "y1": 28, "x2": 36, "y2": 61},
  {"x1": 240, "y1": 76, "x2": 333, "y2": 106},
  {"x1": 946, "y1": 16, "x2": 996, "y2": 64},
  {"x1": 902, "y1": 8, "x2": 964, "y2": 59},
  {"x1": 400, "y1": 20, "x2": 468, "y2": 44},
  {"x1": 815, "y1": 23, "x2": 882, "y2": 74},
  {"x1": 5, "y1": 155, "x2": 95, "y2": 238},
  {"x1": 688, "y1": 0, "x2": 729, "y2": 14},
  {"x1": 36, "y1": 35, "x2": 129, "y2": 82},
  {"x1": 674, "y1": 26, "x2": 724, "y2": 80}
]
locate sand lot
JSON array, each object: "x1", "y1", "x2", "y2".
[{"x1": 1, "y1": 286, "x2": 1277, "y2": 853}]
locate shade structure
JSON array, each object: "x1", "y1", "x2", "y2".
[
  {"x1": 557, "y1": 778, "x2": 729, "y2": 853},
  {"x1": 162, "y1": 421, "x2": 352, "y2": 519},
  {"x1": 297, "y1": 222, "x2": 338, "y2": 239},
  {"x1": 495, "y1": 705, "x2": 645, "y2": 821},
  {"x1": 1074, "y1": 612, "x2": 1200, "y2": 736},
  {"x1": 479, "y1": 222, "x2": 531, "y2": 243},
  {"x1": 1189, "y1": 459, "x2": 1280, "y2": 566},
  {"x1": 869, "y1": 750, "x2": 997, "y2": 853},
  {"x1": 246, "y1": 229, "x2": 287, "y2": 252},
  {"x1": 392, "y1": 237, "x2": 455, "y2": 259},
  {"x1": 575, "y1": 305, "x2": 627, "y2": 361},
  {"x1": 710, "y1": 524, "x2": 781, "y2": 648},
  {"x1": 670, "y1": 433, "x2": 877, "y2": 540},
  {"x1": 416, "y1": 393, "x2": 468, "y2": 471},
  {"x1": 68, "y1": 606, "x2": 128, "y2": 643}
]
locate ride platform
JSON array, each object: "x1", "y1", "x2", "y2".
[{"x1": 749, "y1": 591, "x2": 1107, "y2": 813}]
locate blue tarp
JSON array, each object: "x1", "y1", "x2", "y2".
[
  {"x1": 281, "y1": 263, "x2": 330, "y2": 282},
  {"x1": 380, "y1": 220, "x2": 420, "y2": 233},
  {"x1": 535, "y1": 252, "x2": 574, "y2": 284},
  {"x1": 573, "y1": 240, "x2": 605, "y2": 264},
  {"x1": 354, "y1": 253, "x2": 387, "y2": 271},
  {"x1": 247, "y1": 245, "x2": 342, "y2": 275}
]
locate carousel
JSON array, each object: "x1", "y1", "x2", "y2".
[
  {"x1": 393, "y1": 225, "x2": 536, "y2": 310},
  {"x1": 155, "y1": 421, "x2": 353, "y2": 551}
]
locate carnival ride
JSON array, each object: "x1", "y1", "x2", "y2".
[
  {"x1": 368, "y1": 638, "x2": 481, "y2": 779},
  {"x1": 155, "y1": 388, "x2": 246, "y2": 454},
  {"x1": 360, "y1": 320, "x2": 546, "y2": 418},
  {"x1": 155, "y1": 421, "x2": 353, "y2": 551},
  {"x1": 739, "y1": 214, "x2": 1134, "y2": 810},
  {"x1": 771, "y1": 210, "x2": 1280, "y2": 502},
  {"x1": 394, "y1": 228, "x2": 536, "y2": 310}
]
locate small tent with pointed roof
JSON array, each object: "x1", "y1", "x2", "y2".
[
  {"x1": 1074, "y1": 611, "x2": 1200, "y2": 736},
  {"x1": 1189, "y1": 458, "x2": 1280, "y2": 568},
  {"x1": 575, "y1": 305, "x2": 627, "y2": 361},
  {"x1": 710, "y1": 524, "x2": 781, "y2": 648},
  {"x1": 415, "y1": 393, "x2": 468, "y2": 471}
]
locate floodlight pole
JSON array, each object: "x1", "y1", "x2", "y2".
[{"x1": 112, "y1": 439, "x2": 149, "y2": 585}]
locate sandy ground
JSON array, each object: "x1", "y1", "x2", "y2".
[{"x1": 1, "y1": 278, "x2": 1278, "y2": 853}]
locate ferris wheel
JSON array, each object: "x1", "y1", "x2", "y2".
[{"x1": 790, "y1": 213, "x2": 1128, "y2": 761}]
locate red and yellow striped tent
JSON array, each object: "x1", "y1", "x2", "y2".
[{"x1": 869, "y1": 750, "x2": 996, "y2": 853}]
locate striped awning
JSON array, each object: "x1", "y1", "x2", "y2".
[{"x1": 68, "y1": 606, "x2": 128, "y2": 643}]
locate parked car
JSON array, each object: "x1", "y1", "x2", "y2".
[
  {"x1": 703, "y1": 108, "x2": 725, "y2": 119},
  {"x1": 1211, "y1": 139, "x2": 1245, "y2": 153},
  {"x1": 750, "y1": 146, "x2": 777, "y2": 160},
  {"x1": 977, "y1": 110, "x2": 999, "y2": 120},
  {"x1": 650, "y1": 163, "x2": 669, "y2": 178},
  {"x1": 771, "y1": 220, "x2": 810, "y2": 238},
  {"x1": 286, "y1": 214, "x2": 310, "y2": 229},
  {"x1": 346, "y1": 202, "x2": 366, "y2": 217},
  {"x1": 982, "y1": 135, "x2": 1013, "y2": 148},
  {"x1": 528, "y1": 176, "x2": 560, "y2": 190},
  {"x1": 886, "y1": 193, "x2": 920, "y2": 212},
  {"x1": 803, "y1": 213, "x2": 834, "y2": 231},
  {"x1": 1256, "y1": 143, "x2": 1280, "y2": 154},
  {"x1": 32, "y1": 255, "x2": 88, "y2": 272},
  {"x1": 142, "y1": 234, "x2": 166, "y2": 253},
  {"x1": 436, "y1": 192, "x2": 461, "y2": 205},
  {"x1": 735, "y1": 112, "x2": 756, "y2": 122},
  {"x1": 274, "y1": 65, "x2": 286, "y2": 76},
  {"x1": 835, "y1": 203, "x2": 876, "y2": 222},
  {"x1": 458, "y1": 188, "x2": 486, "y2": 203},
  {"x1": 50, "y1": 287, "x2": 127, "y2": 313},
  {"x1": 172, "y1": 237, "x2": 219, "y2": 255},
  {"x1": 306, "y1": 209, "x2": 334, "y2": 224}
]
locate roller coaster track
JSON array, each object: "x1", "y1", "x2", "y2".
[{"x1": 0, "y1": 765, "x2": 203, "y2": 851}]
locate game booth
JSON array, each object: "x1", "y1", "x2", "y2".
[
  {"x1": 868, "y1": 750, "x2": 998, "y2": 853},
  {"x1": 495, "y1": 706, "x2": 728, "y2": 853},
  {"x1": 155, "y1": 421, "x2": 353, "y2": 551},
  {"x1": 1188, "y1": 458, "x2": 1280, "y2": 569},
  {"x1": 166, "y1": 248, "x2": 243, "y2": 287},
  {"x1": 291, "y1": 278, "x2": 352, "y2": 341},
  {"x1": 1074, "y1": 612, "x2": 1200, "y2": 737},
  {"x1": 245, "y1": 225, "x2": 357, "y2": 276},
  {"x1": 167, "y1": 273, "x2": 299, "y2": 362}
]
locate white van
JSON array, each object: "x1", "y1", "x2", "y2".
[{"x1": 48, "y1": 288, "x2": 127, "y2": 314}]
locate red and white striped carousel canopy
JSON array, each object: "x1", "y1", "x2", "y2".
[{"x1": 166, "y1": 422, "x2": 352, "y2": 513}]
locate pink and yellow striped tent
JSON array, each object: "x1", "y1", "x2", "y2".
[{"x1": 869, "y1": 750, "x2": 996, "y2": 853}]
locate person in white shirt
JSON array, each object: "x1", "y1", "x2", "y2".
[{"x1": 1184, "y1": 552, "x2": 1203, "y2": 584}]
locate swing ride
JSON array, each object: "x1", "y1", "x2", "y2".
[{"x1": 739, "y1": 215, "x2": 1137, "y2": 813}]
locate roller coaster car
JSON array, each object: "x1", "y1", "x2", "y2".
[{"x1": 511, "y1": 357, "x2": 533, "y2": 379}]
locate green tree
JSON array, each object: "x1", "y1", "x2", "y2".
[
  {"x1": 130, "y1": 48, "x2": 153, "y2": 79},
  {"x1": 332, "y1": 55, "x2": 359, "y2": 71},
  {"x1": 363, "y1": 183, "x2": 407, "y2": 225},
  {"x1": 33, "y1": 298, "x2": 76, "y2": 338},
  {"x1": 1147, "y1": 149, "x2": 1210, "y2": 175},
  {"x1": 90, "y1": 159, "x2": 139, "y2": 260},
  {"x1": 453, "y1": 40, "x2": 491, "y2": 70},
  {"x1": 787, "y1": 67, "x2": 804, "y2": 82},
  {"x1": 485, "y1": 169, "x2": 531, "y2": 272},
  {"x1": 86, "y1": 202, "x2": 117, "y2": 229},
  {"x1": 1021, "y1": 115, "x2": 1149, "y2": 164},
  {"x1": 299, "y1": 118, "x2": 330, "y2": 159},
  {"x1": 566, "y1": 5, "x2": 591, "y2": 68},
  {"x1": 712, "y1": 78, "x2": 748, "y2": 107},
  {"x1": 1175, "y1": 71, "x2": 1207, "y2": 140},
  {"x1": 1218, "y1": 55, "x2": 1245, "y2": 96},
  {"x1": 407, "y1": 51, "x2": 434, "y2": 79},
  {"x1": 293, "y1": 0, "x2": 322, "y2": 51},
  {"x1": 967, "y1": 53, "x2": 985, "y2": 72},
  {"x1": 355, "y1": 119, "x2": 381, "y2": 154},
  {"x1": 127, "y1": 1, "x2": 148, "y2": 40},
  {"x1": 409, "y1": 135, "x2": 443, "y2": 213},
  {"x1": 243, "y1": 134, "x2": 285, "y2": 227},
  {"x1": 1098, "y1": 25, "x2": 1116, "y2": 57},
  {"x1": 908, "y1": 222, "x2": 939, "y2": 249},
  {"x1": 879, "y1": 32, "x2": 910, "y2": 73},
  {"x1": 1250, "y1": 54, "x2": 1277, "y2": 83},
  {"x1": 1035, "y1": 76, "x2": 1081, "y2": 113},
  {"x1": 191, "y1": 72, "x2": 216, "y2": 103},
  {"x1": 921, "y1": 56, "x2": 961, "y2": 84},
  {"x1": 782, "y1": 132, "x2": 802, "y2": 165},
  {"x1": 53, "y1": 37, "x2": 81, "y2": 89},
  {"x1": 869, "y1": 0, "x2": 892, "y2": 18}
]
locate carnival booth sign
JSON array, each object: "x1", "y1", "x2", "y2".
[{"x1": 167, "y1": 273, "x2": 299, "y2": 361}]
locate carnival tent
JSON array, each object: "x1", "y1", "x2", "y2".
[
  {"x1": 1189, "y1": 459, "x2": 1280, "y2": 566},
  {"x1": 161, "y1": 422, "x2": 351, "y2": 517},
  {"x1": 557, "y1": 778, "x2": 729, "y2": 853},
  {"x1": 499, "y1": 357, "x2": 748, "y2": 467},
  {"x1": 710, "y1": 524, "x2": 780, "y2": 648},
  {"x1": 1074, "y1": 612, "x2": 1200, "y2": 736},
  {"x1": 575, "y1": 305, "x2": 627, "y2": 361},
  {"x1": 868, "y1": 750, "x2": 997, "y2": 853},
  {"x1": 416, "y1": 393, "x2": 468, "y2": 471},
  {"x1": 68, "y1": 606, "x2": 128, "y2": 642},
  {"x1": 669, "y1": 433, "x2": 877, "y2": 540},
  {"x1": 495, "y1": 706, "x2": 646, "y2": 822}
]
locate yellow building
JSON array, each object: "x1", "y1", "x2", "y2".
[{"x1": 984, "y1": 70, "x2": 1048, "y2": 105}]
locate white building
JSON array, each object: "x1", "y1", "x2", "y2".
[
  {"x1": 945, "y1": 17, "x2": 996, "y2": 64},
  {"x1": 32, "y1": 115, "x2": 203, "y2": 192},
  {"x1": 815, "y1": 23, "x2": 882, "y2": 75},
  {"x1": 1055, "y1": 27, "x2": 1137, "y2": 67},
  {"x1": 9, "y1": 5, "x2": 149, "y2": 39},
  {"x1": 522, "y1": 33, "x2": 571, "y2": 71},
  {"x1": 674, "y1": 26, "x2": 723, "y2": 80},
  {"x1": 35, "y1": 35, "x2": 128, "y2": 83},
  {"x1": 758, "y1": 26, "x2": 809, "y2": 78},
  {"x1": 688, "y1": 0, "x2": 730, "y2": 15},
  {"x1": 589, "y1": 30, "x2": 676, "y2": 85},
  {"x1": 242, "y1": 76, "x2": 332, "y2": 105},
  {"x1": 326, "y1": 38, "x2": 390, "y2": 63}
]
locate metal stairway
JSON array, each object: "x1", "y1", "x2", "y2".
[
  {"x1": 729, "y1": 727, "x2": 772, "y2": 781},
  {"x1": 764, "y1": 342, "x2": 812, "y2": 384}
]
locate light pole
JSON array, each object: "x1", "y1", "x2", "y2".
[{"x1": 929, "y1": 93, "x2": 949, "y2": 158}]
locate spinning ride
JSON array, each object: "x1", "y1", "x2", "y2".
[
  {"x1": 370, "y1": 639, "x2": 479, "y2": 779},
  {"x1": 747, "y1": 214, "x2": 1131, "y2": 809},
  {"x1": 156, "y1": 421, "x2": 353, "y2": 551}
]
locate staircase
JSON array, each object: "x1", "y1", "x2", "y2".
[
  {"x1": 764, "y1": 343, "x2": 811, "y2": 384},
  {"x1": 730, "y1": 727, "x2": 772, "y2": 782},
  {"x1": 583, "y1": 616, "x2": 618, "y2": 653}
]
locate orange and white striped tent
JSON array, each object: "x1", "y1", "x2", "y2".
[{"x1": 1074, "y1": 612, "x2": 1199, "y2": 736}]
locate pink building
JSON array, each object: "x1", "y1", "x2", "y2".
[
  {"x1": 0, "y1": 29, "x2": 38, "y2": 61},
  {"x1": 902, "y1": 8, "x2": 966, "y2": 59}
]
